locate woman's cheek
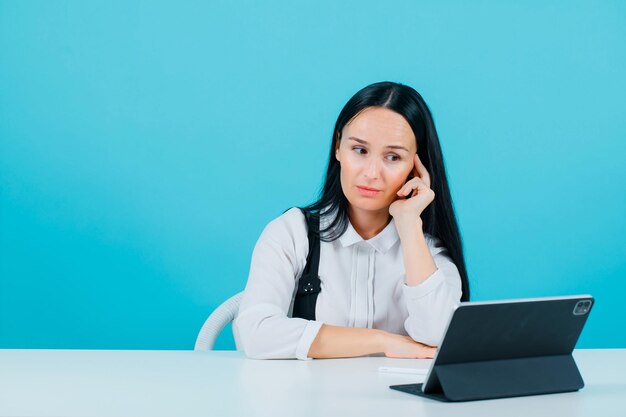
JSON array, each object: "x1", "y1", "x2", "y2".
[
  {"x1": 389, "y1": 165, "x2": 411, "y2": 188},
  {"x1": 345, "y1": 152, "x2": 363, "y2": 167},
  {"x1": 344, "y1": 156, "x2": 364, "y2": 178}
]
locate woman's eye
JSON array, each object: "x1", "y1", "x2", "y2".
[{"x1": 351, "y1": 147, "x2": 399, "y2": 161}]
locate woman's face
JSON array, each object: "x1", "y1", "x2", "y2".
[{"x1": 335, "y1": 107, "x2": 418, "y2": 213}]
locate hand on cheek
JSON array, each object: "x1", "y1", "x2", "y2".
[{"x1": 389, "y1": 154, "x2": 434, "y2": 221}]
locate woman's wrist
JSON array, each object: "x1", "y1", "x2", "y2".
[
  {"x1": 374, "y1": 329, "x2": 392, "y2": 353},
  {"x1": 395, "y1": 216, "x2": 424, "y2": 241}
]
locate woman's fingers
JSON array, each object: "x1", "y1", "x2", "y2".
[
  {"x1": 396, "y1": 154, "x2": 431, "y2": 198},
  {"x1": 397, "y1": 176, "x2": 430, "y2": 197},
  {"x1": 396, "y1": 154, "x2": 431, "y2": 199},
  {"x1": 414, "y1": 154, "x2": 431, "y2": 188}
]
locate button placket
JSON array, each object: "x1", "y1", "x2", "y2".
[{"x1": 367, "y1": 247, "x2": 375, "y2": 328}]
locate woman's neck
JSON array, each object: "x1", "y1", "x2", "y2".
[{"x1": 348, "y1": 206, "x2": 391, "y2": 240}]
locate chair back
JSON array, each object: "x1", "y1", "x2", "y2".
[{"x1": 194, "y1": 291, "x2": 244, "y2": 351}]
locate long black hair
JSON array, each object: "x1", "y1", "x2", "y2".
[{"x1": 300, "y1": 81, "x2": 470, "y2": 301}]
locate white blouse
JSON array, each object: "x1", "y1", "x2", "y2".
[{"x1": 233, "y1": 207, "x2": 463, "y2": 360}]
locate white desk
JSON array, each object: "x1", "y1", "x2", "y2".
[{"x1": 0, "y1": 349, "x2": 624, "y2": 417}]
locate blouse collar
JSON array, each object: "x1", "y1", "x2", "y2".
[{"x1": 338, "y1": 216, "x2": 400, "y2": 254}]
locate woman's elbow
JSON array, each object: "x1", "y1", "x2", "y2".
[
  {"x1": 241, "y1": 335, "x2": 275, "y2": 360},
  {"x1": 404, "y1": 317, "x2": 445, "y2": 347},
  {"x1": 404, "y1": 298, "x2": 458, "y2": 346},
  {"x1": 234, "y1": 316, "x2": 289, "y2": 360},
  {"x1": 234, "y1": 318, "x2": 268, "y2": 359}
]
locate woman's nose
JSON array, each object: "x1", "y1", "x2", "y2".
[{"x1": 364, "y1": 157, "x2": 381, "y2": 180}]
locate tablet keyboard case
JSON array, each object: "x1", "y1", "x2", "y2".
[{"x1": 390, "y1": 296, "x2": 592, "y2": 402}]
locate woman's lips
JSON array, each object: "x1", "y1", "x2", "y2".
[{"x1": 356, "y1": 185, "x2": 381, "y2": 197}]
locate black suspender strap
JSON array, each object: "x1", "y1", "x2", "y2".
[{"x1": 292, "y1": 209, "x2": 321, "y2": 321}]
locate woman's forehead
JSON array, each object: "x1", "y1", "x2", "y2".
[{"x1": 343, "y1": 107, "x2": 416, "y2": 149}]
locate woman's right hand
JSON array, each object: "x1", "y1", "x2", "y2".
[{"x1": 382, "y1": 332, "x2": 437, "y2": 359}]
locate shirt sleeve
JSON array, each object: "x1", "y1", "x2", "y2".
[
  {"x1": 402, "y1": 235, "x2": 463, "y2": 347},
  {"x1": 233, "y1": 208, "x2": 324, "y2": 360}
]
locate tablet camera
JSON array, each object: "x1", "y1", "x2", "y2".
[{"x1": 573, "y1": 300, "x2": 592, "y2": 315}]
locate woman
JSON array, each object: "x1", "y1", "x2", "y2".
[{"x1": 233, "y1": 81, "x2": 470, "y2": 360}]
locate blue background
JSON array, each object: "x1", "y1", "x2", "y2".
[{"x1": 1, "y1": 1, "x2": 625, "y2": 350}]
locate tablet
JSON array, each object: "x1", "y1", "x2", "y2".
[{"x1": 390, "y1": 294, "x2": 594, "y2": 402}]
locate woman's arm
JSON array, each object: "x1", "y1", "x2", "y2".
[
  {"x1": 396, "y1": 219, "x2": 462, "y2": 346},
  {"x1": 235, "y1": 209, "x2": 319, "y2": 360},
  {"x1": 397, "y1": 217, "x2": 437, "y2": 286},
  {"x1": 307, "y1": 323, "x2": 436, "y2": 359},
  {"x1": 390, "y1": 154, "x2": 462, "y2": 346}
]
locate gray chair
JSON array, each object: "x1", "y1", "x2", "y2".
[{"x1": 194, "y1": 291, "x2": 244, "y2": 351}]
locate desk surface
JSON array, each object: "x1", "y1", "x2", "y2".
[{"x1": 0, "y1": 349, "x2": 624, "y2": 417}]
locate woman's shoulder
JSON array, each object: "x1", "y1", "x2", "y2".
[{"x1": 259, "y1": 207, "x2": 308, "y2": 246}]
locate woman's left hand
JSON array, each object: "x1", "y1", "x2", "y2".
[{"x1": 389, "y1": 153, "x2": 435, "y2": 222}]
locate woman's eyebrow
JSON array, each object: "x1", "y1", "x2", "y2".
[{"x1": 348, "y1": 136, "x2": 409, "y2": 152}]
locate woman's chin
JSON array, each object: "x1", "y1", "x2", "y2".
[{"x1": 347, "y1": 196, "x2": 391, "y2": 213}]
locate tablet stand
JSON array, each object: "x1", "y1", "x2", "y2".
[{"x1": 390, "y1": 354, "x2": 584, "y2": 402}]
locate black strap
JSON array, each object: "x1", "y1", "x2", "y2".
[{"x1": 292, "y1": 209, "x2": 321, "y2": 321}]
